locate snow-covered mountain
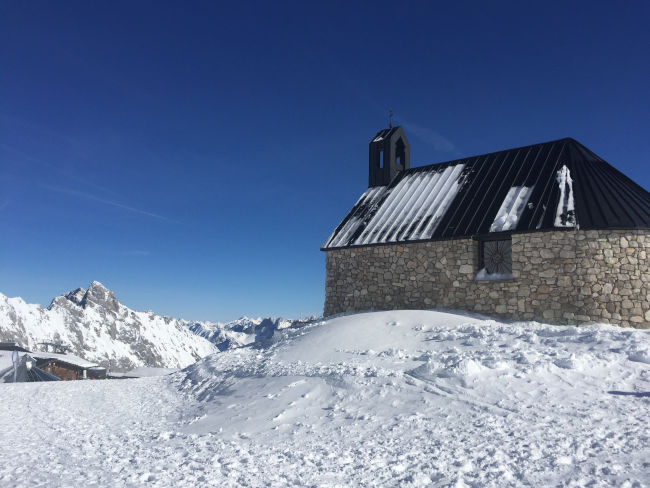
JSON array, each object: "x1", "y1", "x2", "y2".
[
  {"x1": 0, "y1": 281, "x2": 218, "y2": 370},
  {"x1": 185, "y1": 316, "x2": 294, "y2": 350},
  {"x1": 0, "y1": 281, "x2": 304, "y2": 371}
]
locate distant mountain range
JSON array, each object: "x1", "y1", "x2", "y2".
[{"x1": 0, "y1": 281, "x2": 298, "y2": 371}]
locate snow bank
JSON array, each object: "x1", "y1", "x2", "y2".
[
  {"x1": 1, "y1": 310, "x2": 649, "y2": 487},
  {"x1": 172, "y1": 311, "x2": 650, "y2": 486}
]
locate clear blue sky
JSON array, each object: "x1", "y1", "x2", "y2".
[{"x1": 1, "y1": 1, "x2": 648, "y2": 321}]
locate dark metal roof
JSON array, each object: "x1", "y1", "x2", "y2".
[
  {"x1": 372, "y1": 127, "x2": 401, "y2": 141},
  {"x1": 0, "y1": 342, "x2": 30, "y2": 352},
  {"x1": 322, "y1": 137, "x2": 650, "y2": 250}
]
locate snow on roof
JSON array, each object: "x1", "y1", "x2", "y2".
[
  {"x1": 554, "y1": 165, "x2": 576, "y2": 227},
  {"x1": 490, "y1": 186, "x2": 534, "y2": 233},
  {"x1": 323, "y1": 137, "x2": 650, "y2": 249},
  {"x1": 324, "y1": 164, "x2": 466, "y2": 248},
  {"x1": 30, "y1": 351, "x2": 98, "y2": 369},
  {"x1": 356, "y1": 164, "x2": 465, "y2": 245},
  {"x1": 324, "y1": 186, "x2": 387, "y2": 248},
  {"x1": 0, "y1": 351, "x2": 21, "y2": 376},
  {"x1": 124, "y1": 367, "x2": 178, "y2": 377}
]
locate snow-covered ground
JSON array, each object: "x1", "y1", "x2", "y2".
[{"x1": 1, "y1": 310, "x2": 649, "y2": 487}]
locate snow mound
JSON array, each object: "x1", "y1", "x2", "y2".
[
  {"x1": 1, "y1": 310, "x2": 649, "y2": 487},
  {"x1": 171, "y1": 310, "x2": 650, "y2": 486}
]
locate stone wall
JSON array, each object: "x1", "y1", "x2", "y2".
[{"x1": 323, "y1": 229, "x2": 650, "y2": 328}]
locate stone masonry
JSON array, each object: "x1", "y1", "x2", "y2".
[{"x1": 324, "y1": 229, "x2": 650, "y2": 328}]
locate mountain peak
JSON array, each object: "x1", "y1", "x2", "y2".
[
  {"x1": 2, "y1": 283, "x2": 218, "y2": 371},
  {"x1": 82, "y1": 281, "x2": 119, "y2": 311}
]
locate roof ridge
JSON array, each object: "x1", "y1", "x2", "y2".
[{"x1": 405, "y1": 137, "x2": 587, "y2": 174}]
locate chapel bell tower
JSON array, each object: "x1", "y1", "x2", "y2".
[{"x1": 368, "y1": 125, "x2": 410, "y2": 187}]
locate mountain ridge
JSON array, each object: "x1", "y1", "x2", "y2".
[{"x1": 0, "y1": 281, "x2": 297, "y2": 371}]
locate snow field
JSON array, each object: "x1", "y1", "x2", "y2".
[{"x1": 1, "y1": 310, "x2": 649, "y2": 487}]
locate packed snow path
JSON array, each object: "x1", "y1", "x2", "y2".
[{"x1": 1, "y1": 311, "x2": 649, "y2": 487}]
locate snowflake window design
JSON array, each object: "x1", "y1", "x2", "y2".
[{"x1": 482, "y1": 239, "x2": 512, "y2": 275}]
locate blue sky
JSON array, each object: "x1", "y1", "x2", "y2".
[{"x1": 1, "y1": 1, "x2": 648, "y2": 321}]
